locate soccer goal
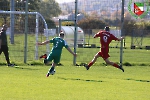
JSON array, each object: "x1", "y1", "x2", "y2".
[{"x1": 0, "y1": 10, "x2": 50, "y2": 61}]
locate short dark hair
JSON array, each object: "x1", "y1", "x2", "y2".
[
  {"x1": 104, "y1": 26, "x2": 110, "y2": 31},
  {"x1": 59, "y1": 33, "x2": 64, "y2": 37}
]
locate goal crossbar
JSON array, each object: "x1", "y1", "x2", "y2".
[{"x1": 0, "y1": 10, "x2": 49, "y2": 60}]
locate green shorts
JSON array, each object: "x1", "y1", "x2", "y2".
[{"x1": 47, "y1": 50, "x2": 61, "y2": 64}]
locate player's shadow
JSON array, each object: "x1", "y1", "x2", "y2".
[
  {"x1": 126, "y1": 78, "x2": 150, "y2": 83},
  {"x1": 14, "y1": 66, "x2": 39, "y2": 70},
  {"x1": 57, "y1": 77, "x2": 103, "y2": 83}
]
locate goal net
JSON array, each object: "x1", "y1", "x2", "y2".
[{"x1": 0, "y1": 10, "x2": 50, "y2": 62}]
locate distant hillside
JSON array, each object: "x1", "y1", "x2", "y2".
[{"x1": 59, "y1": 0, "x2": 146, "y2": 14}]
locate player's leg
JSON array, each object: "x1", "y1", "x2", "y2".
[
  {"x1": 39, "y1": 53, "x2": 48, "y2": 64},
  {"x1": 3, "y1": 45, "x2": 14, "y2": 66},
  {"x1": 46, "y1": 62, "x2": 56, "y2": 77},
  {"x1": 2, "y1": 45, "x2": 10, "y2": 64},
  {"x1": 0, "y1": 45, "x2": 3, "y2": 55},
  {"x1": 104, "y1": 58, "x2": 124, "y2": 72},
  {"x1": 104, "y1": 58, "x2": 117, "y2": 67},
  {"x1": 46, "y1": 53, "x2": 60, "y2": 77},
  {"x1": 84, "y1": 52, "x2": 101, "y2": 70},
  {"x1": 40, "y1": 54, "x2": 47, "y2": 59},
  {"x1": 40, "y1": 53, "x2": 53, "y2": 65}
]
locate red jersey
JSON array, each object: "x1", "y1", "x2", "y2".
[
  {"x1": 94, "y1": 30, "x2": 119, "y2": 48},
  {"x1": 94, "y1": 30, "x2": 119, "y2": 60}
]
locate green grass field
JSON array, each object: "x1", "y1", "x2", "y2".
[
  {"x1": 0, "y1": 64, "x2": 150, "y2": 100},
  {"x1": 0, "y1": 34, "x2": 150, "y2": 100}
]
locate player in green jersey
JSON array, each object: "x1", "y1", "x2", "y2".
[{"x1": 37, "y1": 32, "x2": 77, "y2": 77}]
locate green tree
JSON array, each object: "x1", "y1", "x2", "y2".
[
  {"x1": 123, "y1": 19, "x2": 137, "y2": 36},
  {"x1": 78, "y1": 18, "x2": 107, "y2": 29},
  {"x1": 0, "y1": 0, "x2": 41, "y2": 24},
  {"x1": 15, "y1": 0, "x2": 41, "y2": 11},
  {"x1": 0, "y1": 0, "x2": 10, "y2": 24},
  {"x1": 0, "y1": 0, "x2": 9, "y2": 10},
  {"x1": 38, "y1": 0, "x2": 61, "y2": 19}
]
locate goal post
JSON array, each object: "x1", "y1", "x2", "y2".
[
  {"x1": 120, "y1": 0, "x2": 125, "y2": 67},
  {"x1": 0, "y1": 10, "x2": 49, "y2": 60}
]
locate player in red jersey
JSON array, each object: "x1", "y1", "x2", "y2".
[{"x1": 84, "y1": 26, "x2": 124, "y2": 72}]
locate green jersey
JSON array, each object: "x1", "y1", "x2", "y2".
[
  {"x1": 0, "y1": 30, "x2": 8, "y2": 45},
  {"x1": 50, "y1": 37, "x2": 68, "y2": 53},
  {"x1": 47, "y1": 37, "x2": 68, "y2": 63}
]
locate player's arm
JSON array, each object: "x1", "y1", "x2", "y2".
[
  {"x1": 37, "y1": 40, "x2": 50, "y2": 45},
  {"x1": 93, "y1": 34, "x2": 97, "y2": 38},
  {"x1": 117, "y1": 36, "x2": 125, "y2": 41},
  {"x1": 93, "y1": 32, "x2": 100, "y2": 38},
  {"x1": 63, "y1": 40, "x2": 77, "y2": 56},
  {"x1": 66, "y1": 47, "x2": 77, "y2": 56},
  {"x1": 111, "y1": 33, "x2": 125, "y2": 41}
]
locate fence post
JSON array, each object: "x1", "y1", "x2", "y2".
[
  {"x1": 10, "y1": 0, "x2": 15, "y2": 44},
  {"x1": 73, "y1": 0, "x2": 78, "y2": 65},
  {"x1": 120, "y1": 0, "x2": 124, "y2": 66},
  {"x1": 24, "y1": 0, "x2": 28, "y2": 63}
]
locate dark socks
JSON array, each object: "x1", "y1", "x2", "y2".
[
  {"x1": 44, "y1": 59, "x2": 47, "y2": 64},
  {"x1": 49, "y1": 67, "x2": 54, "y2": 73}
]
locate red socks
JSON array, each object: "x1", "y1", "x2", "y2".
[
  {"x1": 88, "y1": 62, "x2": 119, "y2": 69},
  {"x1": 88, "y1": 62, "x2": 94, "y2": 67},
  {"x1": 113, "y1": 63, "x2": 119, "y2": 68}
]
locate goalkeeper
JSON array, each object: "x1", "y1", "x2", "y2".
[{"x1": 37, "y1": 32, "x2": 76, "y2": 77}]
